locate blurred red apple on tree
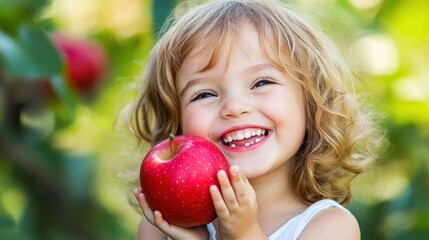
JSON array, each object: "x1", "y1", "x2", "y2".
[
  {"x1": 50, "y1": 33, "x2": 108, "y2": 94},
  {"x1": 140, "y1": 134, "x2": 230, "y2": 227}
]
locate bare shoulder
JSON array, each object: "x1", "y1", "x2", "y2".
[{"x1": 299, "y1": 207, "x2": 360, "y2": 240}]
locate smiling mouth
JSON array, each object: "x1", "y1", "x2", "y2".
[{"x1": 221, "y1": 128, "x2": 269, "y2": 148}]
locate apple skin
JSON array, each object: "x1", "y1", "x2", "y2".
[
  {"x1": 50, "y1": 33, "x2": 108, "y2": 94},
  {"x1": 140, "y1": 135, "x2": 230, "y2": 228}
]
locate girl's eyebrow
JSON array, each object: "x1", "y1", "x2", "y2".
[
  {"x1": 245, "y1": 63, "x2": 278, "y2": 75},
  {"x1": 179, "y1": 63, "x2": 277, "y2": 97},
  {"x1": 248, "y1": 63, "x2": 276, "y2": 71},
  {"x1": 179, "y1": 78, "x2": 204, "y2": 97}
]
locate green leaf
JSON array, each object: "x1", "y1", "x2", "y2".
[
  {"x1": 0, "y1": 0, "x2": 48, "y2": 32},
  {"x1": 0, "y1": 31, "x2": 29, "y2": 76},
  {"x1": 0, "y1": 26, "x2": 63, "y2": 79},
  {"x1": 50, "y1": 75, "x2": 76, "y2": 126}
]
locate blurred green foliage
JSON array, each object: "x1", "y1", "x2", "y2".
[{"x1": 1, "y1": 0, "x2": 428, "y2": 239}]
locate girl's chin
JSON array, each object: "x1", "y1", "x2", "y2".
[{"x1": 230, "y1": 162, "x2": 267, "y2": 179}]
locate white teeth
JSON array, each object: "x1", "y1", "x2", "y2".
[
  {"x1": 222, "y1": 128, "x2": 267, "y2": 145},
  {"x1": 244, "y1": 131, "x2": 251, "y2": 138}
]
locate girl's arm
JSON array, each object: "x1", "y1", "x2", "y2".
[
  {"x1": 134, "y1": 189, "x2": 209, "y2": 240},
  {"x1": 210, "y1": 166, "x2": 268, "y2": 240}
]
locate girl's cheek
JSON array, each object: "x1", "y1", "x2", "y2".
[{"x1": 181, "y1": 109, "x2": 211, "y2": 137}]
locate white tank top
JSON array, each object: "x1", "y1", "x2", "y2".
[{"x1": 206, "y1": 199, "x2": 351, "y2": 240}]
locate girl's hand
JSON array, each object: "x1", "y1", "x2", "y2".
[
  {"x1": 133, "y1": 189, "x2": 209, "y2": 240},
  {"x1": 210, "y1": 165, "x2": 267, "y2": 240}
]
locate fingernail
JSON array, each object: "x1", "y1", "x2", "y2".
[
  {"x1": 210, "y1": 185, "x2": 219, "y2": 193},
  {"x1": 231, "y1": 166, "x2": 239, "y2": 176},
  {"x1": 232, "y1": 166, "x2": 238, "y2": 175},
  {"x1": 218, "y1": 170, "x2": 227, "y2": 179}
]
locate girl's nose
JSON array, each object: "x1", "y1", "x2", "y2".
[{"x1": 220, "y1": 95, "x2": 252, "y2": 119}]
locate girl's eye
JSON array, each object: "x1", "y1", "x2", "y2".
[
  {"x1": 251, "y1": 78, "x2": 276, "y2": 89},
  {"x1": 190, "y1": 91, "x2": 217, "y2": 102}
]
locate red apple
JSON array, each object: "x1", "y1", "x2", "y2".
[
  {"x1": 50, "y1": 33, "x2": 108, "y2": 94},
  {"x1": 140, "y1": 134, "x2": 230, "y2": 227}
]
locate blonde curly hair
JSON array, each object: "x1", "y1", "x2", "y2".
[{"x1": 128, "y1": 0, "x2": 384, "y2": 205}]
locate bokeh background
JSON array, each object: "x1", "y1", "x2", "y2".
[{"x1": 1, "y1": 0, "x2": 428, "y2": 239}]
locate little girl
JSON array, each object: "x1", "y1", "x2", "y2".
[{"x1": 129, "y1": 0, "x2": 383, "y2": 239}]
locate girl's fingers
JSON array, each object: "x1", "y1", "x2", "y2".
[
  {"x1": 210, "y1": 185, "x2": 230, "y2": 220},
  {"x1": 153, "y1": 211, "x2": 172, "y2": 233},
  {"x1": 153, "y1": 211, "x2": 186, "y2": 238},
  {"x1": 134, "y1": 190, "x2": 181, "y2": 237},
  {"x1": 134, "y1": 189, "x2": 210, "y2": 239},
  {"x1": 229, "y1": 165, "x2": 249, "y2": 206},
  {"x1": 154, "y1": 211, "x2": 210, "y2": 240},
  {"x1": 133, "y1": 189, "x2": 155, "y2": 225},
  {"x1": 243, "y1": 171, "x2": 257, "y2": 203},
  {"x1": 217, "y1": 170, "x2": 239, "y2": 210}
]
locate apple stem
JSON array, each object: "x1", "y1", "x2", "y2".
[{"x1": 169, "y1": 134, "x2": 175, "y2": 157}]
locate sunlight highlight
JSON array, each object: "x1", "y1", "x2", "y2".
[
  {"x1": 393, "y1": 76, "x2": 429, "y2": 102},
  {"x1": 350, "y1": 34, "x2": 400, "y2": 76},
  {"x1": 47, "y1": 0, "x2": 150, "y2": 38},
  {"x1": 348, "y1": 0, "x2": 383, "y2": 11}
]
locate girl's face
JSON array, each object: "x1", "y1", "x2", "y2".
[{"x1": 176, "y1": 23, "x2": 307, "y2": 179}]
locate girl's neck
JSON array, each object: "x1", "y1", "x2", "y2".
[
  {"x1": 250, "y1": 161, "x2": 303, "y2": 206},
  {"x1": 249, "y1": 162, "x2": 307, "y2": 235}
]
